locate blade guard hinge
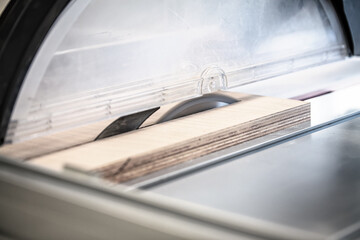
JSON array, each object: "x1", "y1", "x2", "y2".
[{"x1": 200, "y1": 66, "x2": 228, "y2": 94}]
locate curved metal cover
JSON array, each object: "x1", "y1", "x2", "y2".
[{"x1": 7, "y1": 0, "x2": 347, "y2": 143}]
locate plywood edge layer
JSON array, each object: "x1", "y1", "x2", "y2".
[{"x1": 99, "y1": 114, "x2": 310, "y2": 183}]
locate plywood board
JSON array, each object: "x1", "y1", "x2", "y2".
[{"x1": 30, "y1": 93, "x2": 310, "y2": 183}]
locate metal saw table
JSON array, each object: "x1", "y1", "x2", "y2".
[{"x1": 148, "y1": 111, "x2": 360, "y2": 239}]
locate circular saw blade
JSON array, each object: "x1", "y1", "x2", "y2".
[{"x1": 96, "y1": 93, "x2": 239, "y2": 140}]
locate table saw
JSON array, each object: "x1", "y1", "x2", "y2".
[{"x1": 0, "y1": 0, "x2": 360, "y2": 239}]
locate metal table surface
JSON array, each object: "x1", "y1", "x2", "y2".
[{"x1": 148, "y1": 114, "x2": 360, "y2": 238}]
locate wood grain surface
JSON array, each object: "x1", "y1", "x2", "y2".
[{"x1": 30, "y1": 92, "x2": 310, "y2": 183}]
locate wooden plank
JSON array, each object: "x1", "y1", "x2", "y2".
[
  {"x1": 30, "y1": 93, "x2": 310, "y2": 183},
  {"x1": 0, "y1": 118, "x2": 115, "y2": 160}
]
